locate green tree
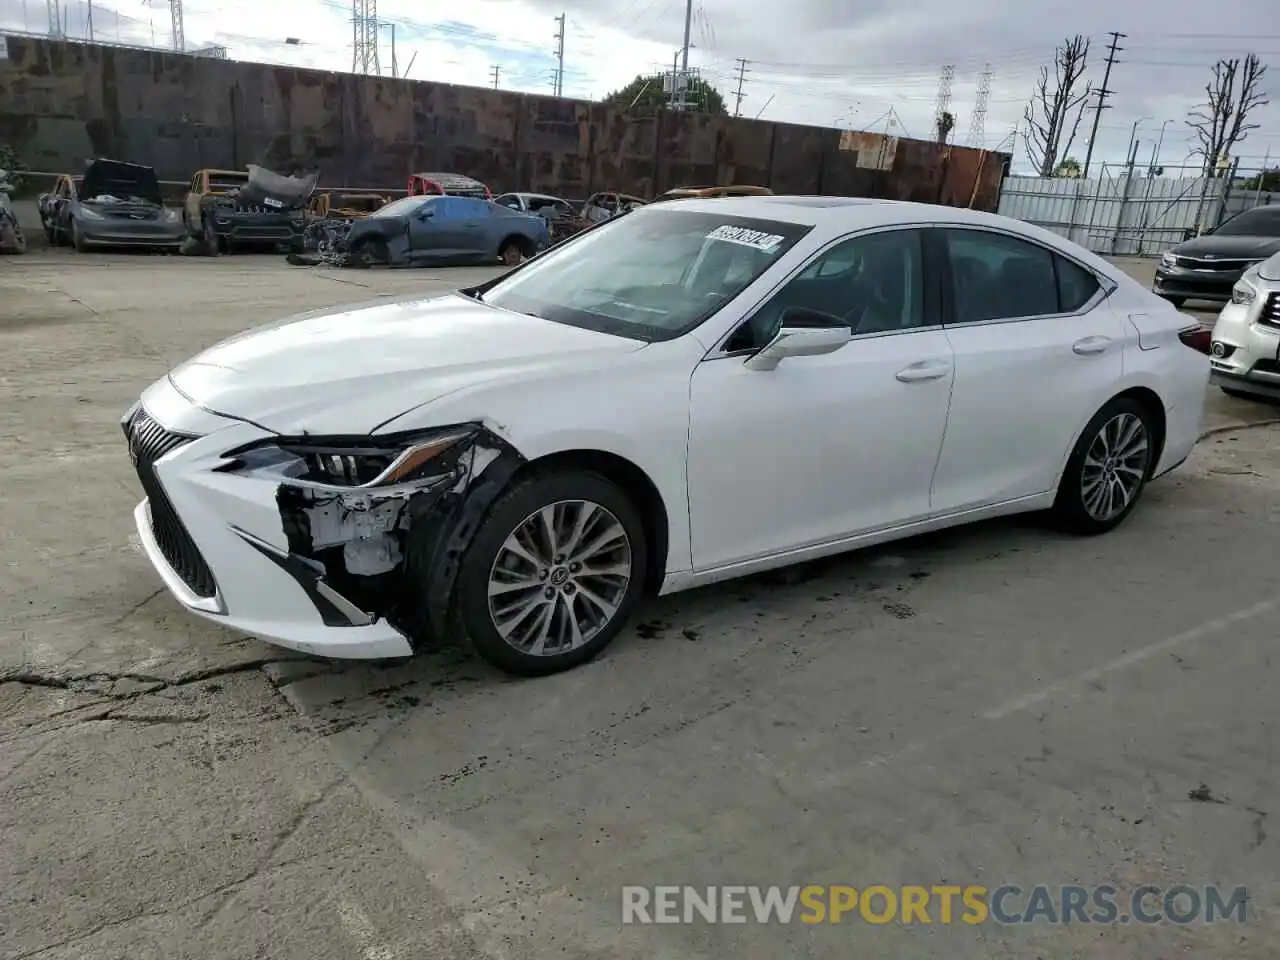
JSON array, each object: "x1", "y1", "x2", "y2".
[
  {"x1": 1240, "y1": 167, "x2": 1280, "y2": 191},
  {"x1": 935, "y1": 110, "x2": 955, "y2": 144},
  {"x1": 1054, "y1": 156, "x2": 1082, "y2": 178},
  {"x1": 602, "y1": 73, "x2": 728, "y2": 114}
]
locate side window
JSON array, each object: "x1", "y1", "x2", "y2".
[
  {"x1": 420, "y1": 198, "x2": 444, "y2": 218},
  {"x1": 943, "y1": 229, "x2": 1058, "y2": 323},
  {"x1": 497, "y1": 195, "x2": 521, "y2": 210},
  {"x1": 724, "y1": 229, "x2": 925, "y2": 353},
  {"x1": 1055, "y1": 255, "x2": 1101, "y2": 312}
]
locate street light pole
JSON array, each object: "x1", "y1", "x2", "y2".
[{"x1": 1125, "y1": 116, "x2": 1151, "y2": 169}]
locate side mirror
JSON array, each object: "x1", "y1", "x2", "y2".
[
  {"x1": 743, "y1": 308, "x2": 851, "y2": 371},
  {"x1": 419, "y1": 210, "x2": 434, "y2": 220}
]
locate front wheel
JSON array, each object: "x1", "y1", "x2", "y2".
[
  {"x1": 451, "y1": 470, "x2": 648, "y2": 676},
  {"x1": 1052, "y1": 397, "x2": 1156, "y2": 535},
  {"x1": 349, "y1": 237, "x2": 389, "y2": 267},
  {"x1": 71, "y1": 221, "x2": 89, "y2": 252}
]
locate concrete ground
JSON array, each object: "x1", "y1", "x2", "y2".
[{"x1": 2, "y1": 248, "x2": 1278, "y2": 959}]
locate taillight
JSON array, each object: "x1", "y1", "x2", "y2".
[{"x1": 1178, "y1": 325, "x2": 1213, "y2": 354}]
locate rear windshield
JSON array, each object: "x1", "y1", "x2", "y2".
[{"x1": 480, "y1": 207, "x2": 813, "y2": 341}]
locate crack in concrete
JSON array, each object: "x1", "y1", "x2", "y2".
[{"x1": 0, "y1": 656, "x2": 307, "y2": 697}]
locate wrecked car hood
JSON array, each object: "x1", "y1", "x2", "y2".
[
  {"x1": 235, "y1": 164, "x2": 318, "y2": 210},
  {"x1": 81, "y1": 158, "x2": 163, "y2": 205},
  {"x1": 168, "y1": 294, "x2": 647, "y2": 435}
]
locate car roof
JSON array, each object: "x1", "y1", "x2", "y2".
[{"x1": 643, "y1": 195, "x2": 1125, "y2": 279}]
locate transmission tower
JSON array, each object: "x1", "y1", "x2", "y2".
[
  {"x1": 169, "y1": 0, "x2": 185, "y2": 52},
  {"x1": 967, "y1": 64, "x2": 993, "y2": 147},
  {"x1": 934, "y1": 64, "x2": 955, "y2": 140},
  {"x1": 552, "y1": 14, "x2": 565, "y2": 96},
  {"x1": 351, "y1": 0, "x2": 381, "y2": 76},
  {"x1": 46, "y1": 0, "x2": 63, "y2": 37}
]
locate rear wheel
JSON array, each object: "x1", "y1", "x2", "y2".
[
  {"x1": 1052, "y1": 397, "x2": 1156, "y2": 535},
  {"x1": 498, "y1": 238, "x2": 527, "y2": 266},
  {"x1": 451, "y1": 470, "x2": 648, "y2": 676}
]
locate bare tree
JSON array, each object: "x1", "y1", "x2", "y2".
[
  {"x1": 1186, "y1": 55, "x2": 1270, "y2": 176},
  {"x1": 1023, "y1": 35, "x2": 1092, "y2": 177}
]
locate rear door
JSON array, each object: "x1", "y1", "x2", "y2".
[{"x1": 928, "y1": 226, "x2": 1126, "y2": 513}]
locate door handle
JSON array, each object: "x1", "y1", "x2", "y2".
[
  {"x1": 1072, "y1": 335, "x2": 1112, "y2": 355},
  {"x1": 895, "y1": 360, "x2": 952, "y2": 382}
]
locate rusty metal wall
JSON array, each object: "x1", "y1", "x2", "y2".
[{"x1": 0, "y1": 37, "x2": 1008, "y2": 211}]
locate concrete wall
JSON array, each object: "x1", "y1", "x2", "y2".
[{"x1": 0, "y1": 37, "x2": 1008, "y2": 210}]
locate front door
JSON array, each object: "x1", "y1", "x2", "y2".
[
  {"x1": 928, "y1": 226, "x2": 1127, "y2": 513},
  {"x1": 687, "y1": 227, "x2": 955, "y2": 571},
  {"x1": 407, "y1": 197, "x2": 468, "y2": 262}
]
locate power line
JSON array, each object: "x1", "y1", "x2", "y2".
[
  {"x1": 1082, "y1": 30, "x2": 1124, "y2": 179},
  {"x1": 732, "y1": 57, "x2": 749, "y2": 117}
]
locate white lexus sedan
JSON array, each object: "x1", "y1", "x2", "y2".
[{"x1": 123, "y1": 197, "x2": 1209, "y2": 676}]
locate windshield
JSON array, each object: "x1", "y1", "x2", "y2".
[
  {"x1": 375, "y1": 196, "x2": 427, "y2": 219},
  {"x1": 1212, "y1": 207, "x2": 1280, "y2": 237},
  {"x1": 480, "y1": 207, "x2": 812, "y2": 341}
]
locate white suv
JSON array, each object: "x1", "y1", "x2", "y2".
[{"x1": 1209, "y1": 251, "x2": 1280, "y2": 401}]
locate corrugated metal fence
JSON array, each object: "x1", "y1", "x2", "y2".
[{"x1": 998, "y1": 162, "x2": 1278, "y2": 256}]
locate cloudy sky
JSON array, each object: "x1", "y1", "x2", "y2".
[{"x1": 3, "y1": 0, "x2": 1278, "y2": 174}]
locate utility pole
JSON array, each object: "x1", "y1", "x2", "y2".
[
  {"x1": 387, "y1": 23, "x2": 397, "y2": 78},
  {"x1": 1083, "y1": 31, "x2": 1125, "y2": 179},
  {"x1": 86, "y1": 0, "x2": 94, "y2": 40},
  {"x1": 552, "y1": 14, "x2": 565, "y2": 97},
  {"x1": 732, "y1": 58, "x2": 749, "y2": 117},
  {"x1": 677, "y1": 0, "x2": 693, "y2": 110},
  {"x1": 490, "y1": 64, "x2": 501, "y2": 89}
]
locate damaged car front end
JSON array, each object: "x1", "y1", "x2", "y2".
[{"x1": 122, "y1": 383, "x2": 525, "y2": 658}]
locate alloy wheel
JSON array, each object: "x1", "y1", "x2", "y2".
[
  {"x1": 486, "y1": 499, "x2": 633, "y2": 656},
  {"x1": 1080, "y1": 412, "x2": 1149, "y2": 522}
]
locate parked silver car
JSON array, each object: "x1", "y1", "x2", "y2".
[
  {"x1": 47, "y1": 158, "x2": 185, "y2": 252},
  {"x1": 1208, "y1": 251, "x2": 1280, "y2": 401}
]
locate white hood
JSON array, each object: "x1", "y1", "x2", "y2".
[{"x1": 168, "y1": 294, "x2": 646, "y2": 435}]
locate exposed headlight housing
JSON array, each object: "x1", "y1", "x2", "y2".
[
  {"x1": 221, "y1": 424, "x2": 479, "y2": 488},
  {"x1": 1231, "y1": 277, "x2": 1257, "y2": 306},
  {"x1": 78, "y1": 206, "x2": 105, "y2": 221},
  {"x1": 161, "y1": 207, "x2": 179, "y2": 222}
]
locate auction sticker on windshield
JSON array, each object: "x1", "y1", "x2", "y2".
[{"x1": 706, "y1": 225, "x2": 785, "y2": 251}]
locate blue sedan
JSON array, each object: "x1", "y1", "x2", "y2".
[{"x1": 342, "y1": 195, "x2": 550, "y2": 267}]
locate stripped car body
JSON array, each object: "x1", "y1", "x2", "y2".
[
  {"x1": 185, "y1": 165, "x2": 317, "y2": 252},
  {"x1": 653, "y1": 185, "x2": 775, "y2": 202},
  {"x1": 407, "y1": 172, "x2": 492, "y2": 200}
]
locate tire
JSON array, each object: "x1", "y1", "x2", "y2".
[
  {"x1": 1160, "y1": 295, "x2": 1186, "y2": 308},
  {"x1": 350, "y1": 237, "x2": 389, "y2": 267},
  {"x1": 71, "y1": 221, "x2": 89, "y2": 252},
  {"x1": 498, "y1": 238, "x2": 526, "y2": 266},
  {"x1": 43, "y1": 222, "x2": 56, "y2": 243},
  {"x1": 1052, "y1": 397, "x2": 1157, "y2": 536},
  {"x1": 202, "y1": 216, "x2": 221, "y2": 256},
  {"x1": 1221, "y1": 386, "x2": 1259, "y2": 401},
  {"x1": 450, "y1": 470, "x2": 648, "y2": 676}
]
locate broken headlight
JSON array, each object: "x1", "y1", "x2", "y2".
[{"x1": 221, "y1": 425, "x2": 478, "y2": 488}]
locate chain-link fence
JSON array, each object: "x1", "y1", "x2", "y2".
[{"x1": 998, "y1": 160, "x2": 1278, "y2": 256}]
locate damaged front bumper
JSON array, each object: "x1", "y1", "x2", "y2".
[{"x1": 123, "y1": 378, "x2": 523, "y2": 660}]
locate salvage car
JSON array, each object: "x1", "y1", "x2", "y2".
[
  {"x1": 653, "y1": 185, "x2": 774, "y2": 202},
  {"x1": 184, "y1": 165, "x2": 316, "y2": 253},
  {"x1": 308, "y1": 191, "x2": 392, "y2": 220},
  {"x1": 36, "y1": 174, "x2": 82, "y2": 244},
  {"x1": 339, "y1": 194, "x2": 550, "y2": 267},
  {"x1": 494, "y1": 192, "x2": 587, "y2": 243},
  {"x1": 41, "y1": 159, "x2": 184, "y2": 252},
  {"x1": 1153, "y1": 204, "x2": 1280, "y2": 307},
  {"x1": 407, "y1": 172, "x2": 492, "y2": 200},
  {"x1": 122, "y1": 196, "x2": 1209, "y2": 676},
  {"x1": 581, "y1": 191, "x2": 647, "y2": 224},
  {"x1": 1207, "y1": 250, "x2": 1280, "y2": 401}
]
